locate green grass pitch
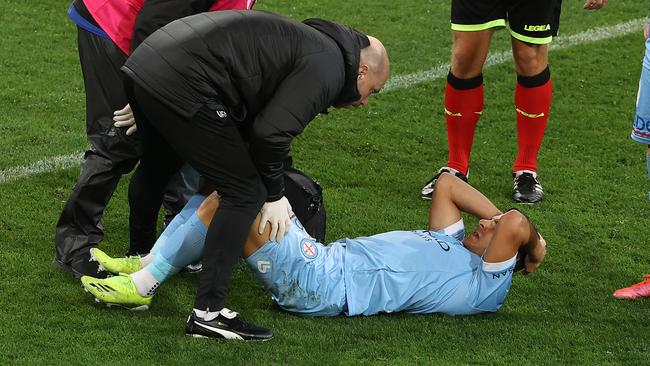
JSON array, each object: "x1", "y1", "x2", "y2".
[{"x1": 1, "y1": 0, "x2": 649, "y2": 364}]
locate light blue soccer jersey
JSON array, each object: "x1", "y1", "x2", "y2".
[
  {"x1": 245, "y1": 216, "x2": 347, "y2": 316},
  {"x1": 246, "y1": 218, "x2": 516, "y2": 316},
  {"x1": 342, "y1": 227, "x2": 515, "y2": 316}
]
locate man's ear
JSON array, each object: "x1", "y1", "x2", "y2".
[{"x1": 358, "y1": 64, "x2": 369, "y2": 77}]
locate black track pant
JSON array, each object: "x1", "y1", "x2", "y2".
[
  {"x1": 54, "y1": 27, "x2": 198, "y2": 263},
  {"x1": 127, "y1": 82, "x2": 266, "y2": 311}
]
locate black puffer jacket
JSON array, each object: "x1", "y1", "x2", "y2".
[{"x1": 123, "y1": 10, "x2": 368, "y2": 201}]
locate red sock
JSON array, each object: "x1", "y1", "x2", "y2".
[
  {"x1": 445, "y1": 76, "x2": 484, "y2": 175},
  {"x1": 514, "y1": 73, "x2": 552, "y2": 172}
]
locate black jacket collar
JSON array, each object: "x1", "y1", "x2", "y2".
[{"x1": 303, "y1": 18, "x2": 370, "y2": 107}]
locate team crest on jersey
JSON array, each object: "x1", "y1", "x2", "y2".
[{"x1": 300, "y1": 238, "x2": 318, "y2": 259}]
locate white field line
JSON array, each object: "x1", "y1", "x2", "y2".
[
  {"x1": 383, "y1": 18, "x2": 645, "y2": 92},
  {"x1": 0, "y1": 18, "x2": 644, "y2": 185},
  {"x1": 0, "y1": 151, "x2": 84, "y2": 184}
]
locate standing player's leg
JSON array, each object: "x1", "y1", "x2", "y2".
[
  {"x1": 631, "y1": 36, "x2": 650, "y2": 202},
  {"x1": 508, "y1": 0, "x2": 560, "y2": 203},
  {"x1": 645, "y1": 145, "x2": 650, "y2": 200},
  {"x1": 421, "y1": 0, "x2": 504, "y2": 199},
  {"x1": 54, "y1": 27, "x2": 139, "y2": 278},
  {"x1": 445, "y1": 30, "x2": 492, "y2": 174},
  {"x1": 126, "y1": 82, "x2": 271, "y2": 340}
]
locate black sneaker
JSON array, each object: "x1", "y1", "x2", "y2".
[
  {"x1": 185, "y1": 308, "x2": 273, "y2": 341},
  {"x1": 421, "y1": 167, "x2": 469, "y2": 200},
  {"x1": 53, "y1": 249, "x2": 109, "y2": 279},
  {"x1": 512, "y1": 170, "x2": 544, "y2": 203}
]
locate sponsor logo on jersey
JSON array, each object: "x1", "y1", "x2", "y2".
[
  {"x1": 491, "y1": 268, "x2": 514, "y2": 279},
  {"x1": 216, "y1": 110, "x2": 228, "y2": 118},
  {"x1": 634, "y1": 115, "x2": 650, "y2": 135},
  {"x1": 414, "y1": 230, "x2": 451, "y2": 252},
  {"x1": 524, "y1": 24, "x2": 551, "y2": 32},
  {"x1": 257, "y1": 260, "x2": 272, "y2": 273},
  {"x1": 300, "y1": 239, "x2": 318, "y2": 259}
]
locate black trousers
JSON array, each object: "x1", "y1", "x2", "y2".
[
  {"x1": 55, "y1": 27, "x2": 199, "y2": 263},
  {"x1": 127, "y1": 82, "x2": 266, "y2": 311}
]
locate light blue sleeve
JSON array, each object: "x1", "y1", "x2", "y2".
[
  {"x1": 436, "y1": 218, "x2": 465, "y2": 243},
  {"x1": 467, "y1": 256, "x2": 516, "y2": 312}
]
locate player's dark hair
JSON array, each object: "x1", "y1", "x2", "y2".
[{"x1": 506, "y1": 208, "x2": 541, "y2": 273}]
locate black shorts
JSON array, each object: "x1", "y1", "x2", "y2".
[{"x1": 451, "y1": 0, "x2": 562, "y2": 44}]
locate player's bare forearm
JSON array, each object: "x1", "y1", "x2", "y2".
[
  {"x1": 482, "y1": 211, "x2": 531, "y2": 264},
  {"x1": 445, "y1": 173, "x2": 501, "y2": 219},
  {"x1": 428, "y1": 173, "x2": 501, "y2": 230}
]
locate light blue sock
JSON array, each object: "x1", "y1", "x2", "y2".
[
  {"x1": 148, "y1": 213, "x2": 208, "y2": 283},
  {"x1": 150, "y1": 194, "x2": 204, "y2": 255}
]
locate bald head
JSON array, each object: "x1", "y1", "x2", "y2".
[
  {"x1": 360, "y1": 36, "x2": 390, "y2": 84},
  {"x1": 351, "y1": 36, "x2": 389, "y2": 107}
]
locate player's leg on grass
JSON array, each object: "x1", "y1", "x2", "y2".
[
  {"x1": 148, "y1": 194, "x2": 206, "y2": 256},
  {"x1": 133, "y1": 192, "x2": 217, "y2": 296},
  {"x1": 89, "y1": 248, "x2": 142, "y2": 274},
  {"x1": 82, "y1": 193, "x2": 218, "y2": 306},
  {"x1": 89, "y1": 193, "x2": 206, "y2": 274}
]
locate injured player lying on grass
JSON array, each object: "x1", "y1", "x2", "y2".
[{"x1": 81, "y1": 173, "x2": 546, "y2": 316}]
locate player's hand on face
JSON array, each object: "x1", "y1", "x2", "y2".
[
  {"x1": 258, "y1": 196, "x2": 293, "y2": 242},
  {"x1": 113, "y1": 103, "x2": 138, "y2": 135},
  {"x1": 524, "y1": 233, "x2": 547, "y2": 274},
  {"x1": 582, "y1": 0, "x2": 607, "y2": 10}
]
